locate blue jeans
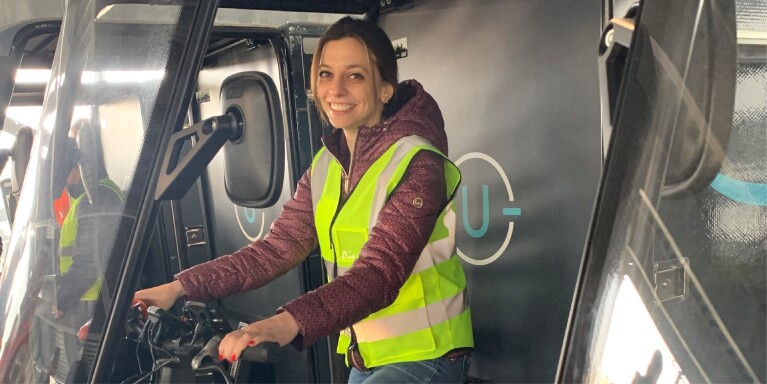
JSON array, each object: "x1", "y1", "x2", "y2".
[{"x1": 347, "y1": 355, "x2": 471, "y2": 383}]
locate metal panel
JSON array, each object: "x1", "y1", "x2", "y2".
[
  {"x1": 380, "y1": 0, "x2": 601, "y2": 381},
  {"x1": 195, "y1": 39, "x2": 311, "y2": 383}
]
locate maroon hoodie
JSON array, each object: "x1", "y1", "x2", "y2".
[{"x1": 176, "y1": 80, "x2": 450, "y2": 350}]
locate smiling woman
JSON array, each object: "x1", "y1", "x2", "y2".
[{"x1": 135, "y1": 16, "x2": 474, "y2": 384}]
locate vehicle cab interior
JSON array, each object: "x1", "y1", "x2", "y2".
[{"x1": 0, "y1": 0, "x2": 763, "y2": 383}]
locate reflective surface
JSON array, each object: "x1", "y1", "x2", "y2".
[
  {"x1": 562, "y1": 0, "x2": 765, "y2": 383},
  {"x1": 0, "y1": 1, "x2": 193, "y2": 382}
]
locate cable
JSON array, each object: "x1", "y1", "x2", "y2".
[
  {"x1": 135, "y1": 320, "x2": 151, "y2": 372},
  {"x1": 119, "y1": 358, "x2": 179, "y2": 384}
]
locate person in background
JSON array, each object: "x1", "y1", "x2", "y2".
[
  {"x1": 55, "y1": 121, "x2": 124, "y2": 319},
  {"x1": 136, "y1": 16, "x2": 473, "y2": 383}
]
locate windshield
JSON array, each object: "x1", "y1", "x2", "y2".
[
  {"x1": 0, "y1": 1, "x2": 199, "y2": 382},
  {"x1": 562, "y1": 0, "x2": 766, "y2": 383}
]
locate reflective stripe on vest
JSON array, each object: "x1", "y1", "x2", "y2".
[
  {"x1": 60, "y1": 178, "x2": 124, "y2": 301},
  {"x1": 311, "y1": 135, "x2": 473, "y2": 367}
]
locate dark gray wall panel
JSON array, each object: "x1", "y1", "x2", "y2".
[
  {"x1": 380, "y1": 1, "x2": 601, "y2": 381},
  {"x1": 197, "y1": 43, "x2": 309, "y2": 383}
]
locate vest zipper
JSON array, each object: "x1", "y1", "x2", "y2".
[
  {"x1": 343, "y1": 154, "x2": 354, "y2": 194},
  {"x1": 329, "y1": 148, "x2": 356, "y2": 278},
  {"x1": 327, "y1": 194, "x2": 347, "y2": 279},
  {"x1": 326, "y1": 148, "x2": 365, "y2": 368},
  {"x1": 328, "y1": 220, "x2": 339, "y2": 279}
]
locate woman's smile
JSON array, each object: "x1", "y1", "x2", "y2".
[{"x1": 329, "y1": 102, "x2": 355, "y2": 112}]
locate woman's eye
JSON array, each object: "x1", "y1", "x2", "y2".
[
  {"x1": 348, "y1": 73, "x2": 364, "y2": 80},
  {"x1": 318, "y1": 70, "x2": 332, "y2": 78}
]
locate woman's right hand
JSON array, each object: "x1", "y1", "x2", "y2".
[{"x1": 133, "y1": 280, "x2": 185, "y2": 310}]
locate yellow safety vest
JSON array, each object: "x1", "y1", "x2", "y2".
[
  {"x1": 311, "y1": 135, "x2": 473, "y2": 368},
  {"x1": 59, "y1": 178, "x2": 123, "y2": 301}
]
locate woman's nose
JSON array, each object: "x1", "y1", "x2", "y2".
[{"x1": 328, "y1": 77, "x2": 347, "y2": 96}]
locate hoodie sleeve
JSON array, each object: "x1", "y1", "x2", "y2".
[
  {"x1": 176, "y1": 168, "x2": 318, "y2": 302},
  {"x1": 280, "y1": 150, "x2": 446, "y2": 349}
]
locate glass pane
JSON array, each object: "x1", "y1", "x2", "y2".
[
  {"x1": 565, "y1": 0, "x2": 766, "y2": 383},
  {"x1": 0, "y1": 1, "x2": 196, "y2": 382}
]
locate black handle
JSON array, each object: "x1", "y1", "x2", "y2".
[{"x1": 240, "y1": 342, "x2": 281, "y2": 364}]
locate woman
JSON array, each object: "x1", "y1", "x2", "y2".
[{"x1": 136, "y1": 16, "x2": 473, "y2": 383}]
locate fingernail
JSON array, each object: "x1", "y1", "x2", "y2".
[
  {"x1": 218, "y1": 354, "x2": 223, "y2": 361},
  {"x1": 249, "y1": 340, "x2": 255, "y2": 346},
  {"x1": 231, "y1": 354, "x2": 236, "y2": 362}
]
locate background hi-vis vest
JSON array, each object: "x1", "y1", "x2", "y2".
[
  {"x1": 59, "y1": 178, "x2": 123, "y2": 301},
  {"x1": 311, "y1": 135, "x2": 473, "y2": 368}
]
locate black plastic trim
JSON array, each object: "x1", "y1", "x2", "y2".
[
  {"x1": 555, "y1": 2, "x2": 646, "y2": 381},
  {"x1": 220, "y1": 0, "x2": 376, "y2": 14},
  {"x1": 90, "y1": 2, "x2": 220, "y2": 382},
  {"x1": 0, "y1": 21, "x2": 61, "y2": 129}
]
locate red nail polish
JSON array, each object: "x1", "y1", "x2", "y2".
[
  {"x1": 249, "y1": 340, "x2": 255, "y2": 346},
  {"x1": 218, "y1": 354, "x2": 223, "y2": 361},
  {"x1": 231, "y1": 354, "x2": 236, "y2": 361}
]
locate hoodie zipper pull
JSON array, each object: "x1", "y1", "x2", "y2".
[{"x1": 344, "y1": 156, "x2": 354, "y2": 194}]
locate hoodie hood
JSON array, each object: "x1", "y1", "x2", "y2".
[{"x1": 321, "y1": 79, "x2": 448, "y2": 169}]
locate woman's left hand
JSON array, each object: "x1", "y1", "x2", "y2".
[{"x1": 218, "y1": 311, "x2": 299, "y2": 362}]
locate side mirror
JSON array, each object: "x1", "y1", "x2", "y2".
[
  {"x1": 660, "y1": 17, "x2": 736, "y2": 197},
  {"x1": 220, "y1": 71, "x2": 284, "y2": 207},
  {"x1": 600, "y1": 5, "x2": 736, "y2": 197},
  {"x1": 0, "y1": 150, "x2": 12, "y2": 226},
  {"x1": 155, "y1": 71, "x2": 284, "y2": 206},
  {"x1": 11, "y1": 126, "x2": 34, "y2": 196}
]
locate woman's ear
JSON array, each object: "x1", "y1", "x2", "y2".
[{"x1": 381, "y1": 83, "x2": 395, "y2": 104}]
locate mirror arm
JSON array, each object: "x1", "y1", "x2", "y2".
[{"x1": 154, "y1": 112, "x2": 242, "y2": 201}]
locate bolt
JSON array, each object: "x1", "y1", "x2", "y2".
[{"x1": 605, "y1": 28, "x2": 614, "y2": 48}]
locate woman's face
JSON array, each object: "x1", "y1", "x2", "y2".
[{"x1": 317, "y1": 37, "x2": 393, "y2": 131}]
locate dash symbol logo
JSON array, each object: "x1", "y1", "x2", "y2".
[{"x1": 455, "y1": 152, "x2": 521, "y2": 266}]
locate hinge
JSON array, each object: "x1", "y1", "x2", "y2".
[{"x1": 654, "y1": 257, "x2": 689, "y2": 303}]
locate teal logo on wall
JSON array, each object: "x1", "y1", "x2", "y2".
[
  {"x1": 235, "y1": 205, "x2": 266, "y2": 241},
  {"x1": 455, "y1": 152, "x2": 521, "y2": 266}
]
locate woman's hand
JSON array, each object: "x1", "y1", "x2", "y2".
[
  {"x1": 218, "y1": 311, "x2": 299, "y2": 362},
  {"x1": 133, "y1": 280, "x2": 185, "y2": 310}
]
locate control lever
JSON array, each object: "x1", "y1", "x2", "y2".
[
  {"x1": 191, "y1": 336, "x2": 233, "y2": 384},
  {"x1": 192, "y1": 334, "x2": 281, "y2": 366},
  {"x1": 191, "y1": 335, "x2": 222, "y2": 371},
  {"x1": 227, "y1": 322, "x2": 282, "y2": 380}
]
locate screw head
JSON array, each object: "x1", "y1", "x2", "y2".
[{"x1": 605, "y1": 29, "x2": 614, "y2": 47}]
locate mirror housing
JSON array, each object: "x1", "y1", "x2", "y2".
[
  {"x1": 220, "y1": 71, "x2": 284, "y2": 208},
  {"x1": 11, "y1": 126, "x2": 35, "y2": 196}
]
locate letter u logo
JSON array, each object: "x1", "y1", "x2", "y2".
[
  {"x1": 461, "y1": 185, "x2": 489, "y2": 238},
  {"x1": 244, "y1": 207, "x2": 257, "y2": 223}
]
